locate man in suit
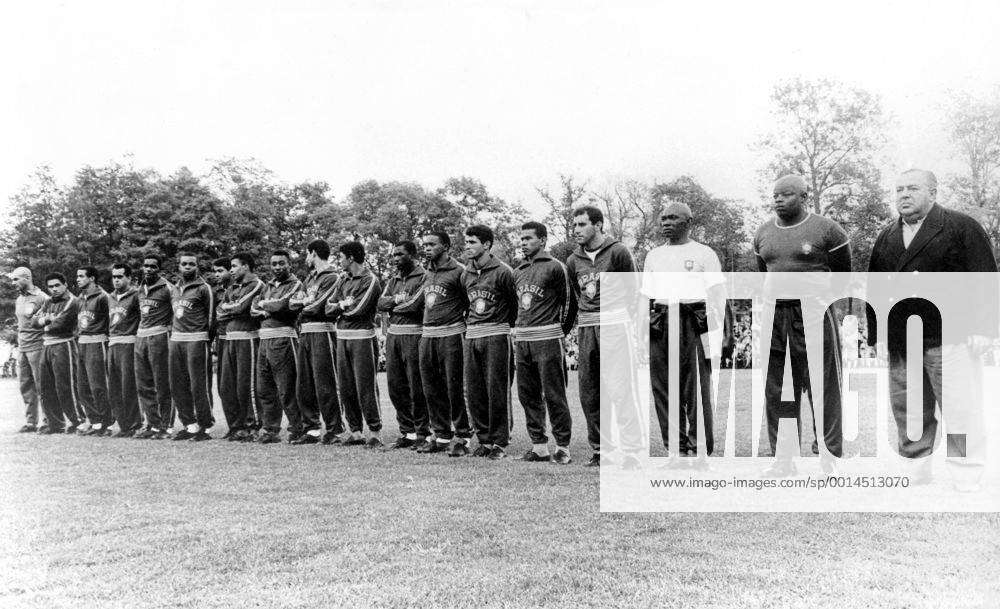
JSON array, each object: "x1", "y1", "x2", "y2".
[{"x1": 867, "y1": 168, "x2": 997, "y2": 491}]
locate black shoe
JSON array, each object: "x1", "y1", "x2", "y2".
[
  {"x1": 18, "y1": 424, "x2": 37, "y2": 433},
  {"x1": 585, "y1": 453, "x2": 601, "y2": 467},
  {"x1": 221, "y1": 430, "x2": 235, "y2": 440},
  {"x1": 487, "y1": 446, "x2": 507, "y2": 461},
  {"x1": 38, "y1": 426, "x2": 63, "y2": 435},
  {"x1": 552, "y1": 448, "x2": 572, "y2": 465},
  {"x1": 388, "y1": 436, "x2": 415, "y2": 449},
  {"x1": 518, "y1": 450, "x2": 552, "y2": 462},
  {"x1": 448, "y1": 441, "x2": 469, "y2": 457},
  {"x1": 291, "y1": 433, "x2": 319, "y2": 445},
  {"x1": 256, "y1": 431, "x2": 281, "y2": 444},
  {"x1": 172, "y1": 430, "x2": 196, "y2": 441},
  {"x1": 321, "y1": 431, "x2": 343, "y2": 445},
  {"x1": 760, "y1": 460, "x2": 797, "y2": 479},
  {"x1": 343, "y1": 434, "x2": 367, "y2": 446},
  {"x1": 37, "y1": 424, "x2": 51, "y2": 434},
  {"x1": 133, "y1": 428, "x2": 155, "y2": 439},
  {"x1": 365, "y1": 437, "x2": 385, "y2": 450},
  {"x1": 112, "y1": 429, "x2": 135, "y2": 438},
  {"x1": 418, "y1": 440, "x2": 449, "y2": 454},
  {"x1": 65, "y1": 424, "x2": 79, "y2": 435},
  {"x1": 410, "y1": 437, "x2": 430, "y2": 451},
  {"x1": 470, "y1": 444, "x2": 492, "y2": 458},
  {"x1": 287, "y1": 431, "x2": 304, "y2": 443},
  {"x1": 190, "y1": 431, "x2": 212, "y2": 442}
]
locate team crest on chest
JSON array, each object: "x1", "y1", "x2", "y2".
[
  {"x1": 684, "y1": 260, "x2": 694, "y2": 271},
  {"x1": 426, "y1": 292, "x2": 437, "y2": 308},
  {"x1": 802, "y1": 243, "x2": 813, "y2": 254},
  {"x1": 520, "y1": 292, "x2": 533, "y2": 310},
  {"x1": 584, "y1": 282, "x2": 597, "y2": 299},
  {"x1": 474, "y1": 298, "x2": 487, "y2": 314},
  {"x1": 112, "y1": 312, "x2": 121, "y2": 325},
  {"x1": 175, "y1": 306, "x2": 185, "y2": 319},
  {"x1": 141, "y1": 305, "x2": 150, "y2": 315}
]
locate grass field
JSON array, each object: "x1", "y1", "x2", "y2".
[{"x1": 1, "y1": 374, "x2": 998, "y2": 608}]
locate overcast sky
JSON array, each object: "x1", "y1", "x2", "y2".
[{"x1": 3, "y1": 0, "x2": 999, "y2": 217}]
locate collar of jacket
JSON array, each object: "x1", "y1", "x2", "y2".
[
  {"x1": 468, "y1": 253, "x2": 501, "y2": 273},
  {"x1": 397, "y1": 264, "x2": 426, "y2": 280},
  {"x1": 429, "y1": 256, "x2": 461, "y2": 272},
  {"x1": 268, "y1": 274, "x2": 297, "y2": 287},
  {"x1": 49, "y1": 292, "x2": 72, "y2": 303},
  {"x1": 895, "y1": 203, "x2": 941, "y2": 232},
  {"x1": 175, "y1": 276, "x2": 208, "y2": 293},
  {"x1": 516, "y1": 250, "x2": 554, "y2": 269},
  {"x1": 143, "y1": 277, "x2": 171, "y2": 292},
  {"x1": 571, "y1": 237, "x2": 619, "y2": 261},
  {"x1": 235, "y1": 273, "x2": 260, "y2": 288},
  {"x1": 113, "y1": 287, "x2": 137, "y2": 299},
  {"x1": 308, "y1": 267, "x2": 338, "y2": 281},
  {"x1": 83, "y1": 287, "x2": 108, "y2": 301},
  {"x1": 346, "y1": 266, "x2": 373, "y2": 279}
]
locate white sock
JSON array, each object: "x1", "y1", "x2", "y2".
[
  {"x1": 555, "y1": 446, "x2": 570, "y2": 456},
  {"x1": 436, "y1": 437, "x2": 450, "y2": 444},
  {"x1": 532, "y1": 443, "x2": 550, "y2": 457},
  {"x1": 405, "y1": 433, "x2": 417, "y2": 440},
  {"x1": 186, "y1": 424, "x2": 199, "y2": 433},
  {"x1": 307, "y1": 429, "x2": 321, "y2": 437},
  {"x1": 92, "y1": 423, "x2": 103, "y2": 430}
]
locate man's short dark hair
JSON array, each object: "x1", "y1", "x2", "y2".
[
  {"x1": 232, "y1": 252, "x2": 255, "y2": 271},
  {"x1": 142, "y1": 254, "x2": 162, "y2": 266},
  {"x1": 307, "y1": 238, "x2": 331, "y2": 260},
  {"x1": 272, "y1": 250, "x2": 291, "y2": 260},
  {"x1": 339, "y1": 241, "x2": 366, "y2": 264},
  {"x1": 574, "y1": 205, "x2": 604, "y2": 227},
  {"x1": 427, "y1": 231, "x2": 451, "y2": 248},
  {"x1": 465, "y1": 225, "x2": 494, "y2": 248},
  {"x1": 521, "y1": 221, "x2": 548, "y2": 240},
  {"x1": 79, "y1": 266, "x2": 99, "y2": 279},
  {"x1": 45, "y1": 272, "x2": 66, "y2": 285},
  {"x1": 111, "y1": 263, "x2": 131, "y2": 278},
  {"x1": 213, "y1": 257, "x2": 229, "y2": 270},
  {"x1": 178, "y1": 251, "x2": 198, "y2": 261},
  {"x1": 395, "y1": 240, "x2": 417, "y2": 256}
]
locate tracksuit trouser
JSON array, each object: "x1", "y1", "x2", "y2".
[
  {"x1": 419, "y1": 333, "x2": 471, "y2": 441},
  {"x1": 763, "y1": 302, "x2": 843, "y2": 458},
  {"x1": 464, "y1": 334, "x2": 512, "y2": 447},
  {"x1": 135, "y1": 333, "x2": 173, "y2": 431},
  {"x1": 297, "y1": 332, "x2": 344, "y2": 434},
  {"x1": 649, "y1": 306, "x2": 714, "y2": 455},
  {"x1": 257, "y1": 336, "x2": 301, "y2": 435},
  {"x1": 18, "y1": 348, "x2": 44, "y2": 426},
  {"x1": 578, "y1": 323, "x2": 644, "y2": 454},
  {"x1": 77, "y1": 341, "x2": 112, "y2": 427},
  {"x1": 169, "y1": 339, "x2": 214, "y2": 430},
  {"x1": 219, "y1": 337, "x2": 261, "y2": 433},
  {"x1": 107, "y1": 342, "x2": 141, "y2": 432},
  {"x1": 385, "y1": 333, "x2": 430, "y2": 438},
  {"x1": 337, "y1": 337, "x2": 382, "y2": 434},
  {"x1": 514, "y1": 338, "x2": 571, "y2": 447},
  {"x1": 39, "y1": 341, "x2": 82, "y2": 431}
]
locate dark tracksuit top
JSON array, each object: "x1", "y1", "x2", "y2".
[
  {"x1": 216, "y1": 273, "x2": 265, "y2": 431},
  {"x1": 566, "y1": 239, "x2": 642, "y2": 453},
  {"x1": 77, "y1": 287, "x2": 112, "y2": 426},
  {"x1": 108, "y1": 287, "x2": 141, "y2": 431},
  {"x1": 34, "y1": 293, "x2": 84, "y2": 429},
  {"x1": 252, "y1": 274, "x2": 304, "y2": 435},
  {"x1": 419, "y1": 256, "x2": 471, "y2": 441},
  {"x1": 513, "y1": 251, "x2": 578, "y2": 448},
  {"x1": 462, "y1": 254, "x2": 518, "y2": 447},
  {"x1": 169, "y1": 276, "x2": 215, "y2": 429},
  {"x1": 378, "y1": 265, "x2": 430, "y2": 437},
  {"x1": 292, "y1": 267, "x2": 344, "y2": 433},
  {"x1": 326, "y1": 267, "x2": 383, "y2": 433}
]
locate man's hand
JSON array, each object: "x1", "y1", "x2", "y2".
[{"x1": 393, "y1": 292, "x2": 407, "y2": 304}]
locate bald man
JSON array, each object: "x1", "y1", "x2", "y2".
[
  {"x1": 644, "y1": 202, "x2": 725, "y2": 469},
  {"x1": 754, "y1": 175, "x2": 849, "y2": 478}
]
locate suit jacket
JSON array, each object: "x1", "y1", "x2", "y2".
[{"x1": 866, "y1": 204, "x2": 998, "y2": 348}]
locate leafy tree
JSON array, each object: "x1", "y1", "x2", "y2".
[{"x1": 536, "y1": 174, "x2": 588, "y2": 246}]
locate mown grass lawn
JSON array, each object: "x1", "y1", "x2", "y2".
[{"x1": 0, "y1": 375, "x2": 997, "y2": 608}]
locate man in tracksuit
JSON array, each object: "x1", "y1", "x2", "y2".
[
  {"x1": 289, "y1": 238, "x2": 344, "y2": 445},
  {"x1": 8, "y1": 266, "x2": 47, "y2": 433},
  {"x1": 513, "y1": 221, "x2": 578, "y2": 465},
  {"x1": 210, "y1": 258, "x2": 232, "y2": 417},
  {"x1": 461, "y1": 225, "x2": 518, "y2": 461},
  {"x1": 216, "y1": 252, "x2": 264, "y2": 442},
  {"x1": 107, "y1": 263, "x2": 142, "y2": 437},
  {"x1": 566, "y1": 206, "x2": 642, "y2": 468},
  {"x1": 75, "y1": 266, "x2": 113, "y2": 435},
  {"x1": 33, "y1": 273, "x2": 83, "y2": 434},
  {"x1": 168, "y1": 253, "x2": 215, "y2": 442},
  {"x1": 417, "y1": 231, "x2": 472, "y2": 457},
  {"x1": 378, "y1": 240, "x2": 430, "y2": 450},
  {"x1": 325, "y1": 241, "x2": 383, "y2": 448},
  {"x1": 251, "y1": 250, "x2": 303, "y2": 444},
  {"x1": 134, "y1": 255, "x2": 175, "y2": 440}
]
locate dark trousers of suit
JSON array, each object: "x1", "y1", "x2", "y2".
[
  {"x1": 419, "y1": 334, "x2": 471, "y2": 441},
  {"x1": 764, "y1": 302, "x2": 843, "y2": 458},
  {"x1": 464, "y1": 334, "x2": 512, "y2": 447},
  {"x1": 514, "y1": 338, "x2": 571, "y2": 447},
  {"x1": 337, "y1": 337, "x2": 382, "y2": 434},
  {"x1": 580, "y1": 323, "x2": 644, "y2": 454},
  {"x1": 649, "y1": 307, "x2": 714, "y2": 455},
  {"x1": 385, "y1": 333, "x2": 430, "y2": 438},
  {"x1": 169, "y1": 339, "x2": 214, "y2": 430},
  {"x1": 219, "y1": 337, "x2": 261, "y2": 432},
  {"x1": 258, "y1": 337, "x2": 301, "y2": 435},
  {"x1": 107, "y1": 342, "x2": 141, "y2": 431},
  {"x1": 297, "y1": 331, "x2": 343, "y2": 434},
  {"x1": 18, "y1": 349, "x2": 44, "y2": 426},
  {"x1": 39, "y1": 342, "x2": 82, "y2": 431},
  {"x1": 135, "y1": 333, "x2": 173, "y2": 431},
  {"x1": 77, "y1": 341, "x2": 112, "y2": 427}
]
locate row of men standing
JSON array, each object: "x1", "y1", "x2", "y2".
[{"x1": 10, "y1": 210, "x2": 641, "y2": 466}]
